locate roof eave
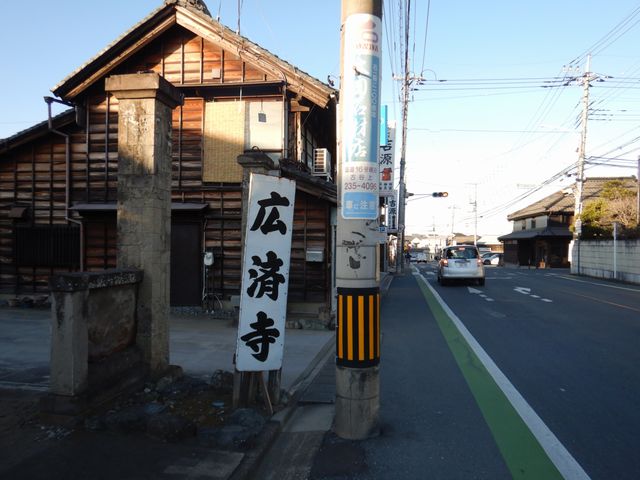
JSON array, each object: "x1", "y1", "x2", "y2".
[
  {"x1": 174, "y1": 6, "x2": 335, "y2": 107},
  {"x1": 51, "y1": 3, "x2": 336, "y2": 109},
  {"x1": 52, "y1": 4, "x2": 177, "y2": 101},
  {"x1": 0, "y1": 109, "x2": 76, "y2": 154}
]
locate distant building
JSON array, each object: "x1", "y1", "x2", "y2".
[{"x1": 499, "y1": 176, "x2": 636, "y2": 268}]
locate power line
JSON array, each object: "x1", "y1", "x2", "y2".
[
  {"x1": 419, "y1": 0, "x2": 431, "y2": 75},
  {"x1": 569, "y1": 4, "x2": 640, "y2": 65}
]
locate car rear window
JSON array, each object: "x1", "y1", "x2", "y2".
[{"x1": 445, "y1": 247, "x2": 479, "y2": 259}]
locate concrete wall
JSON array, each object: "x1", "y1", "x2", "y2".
[
  {"x1": 570, "y1": 239, "x2": 640, "y2": 284},
  {"x1": 48, "y1": 269, "x2": 143, "y2": 398}
]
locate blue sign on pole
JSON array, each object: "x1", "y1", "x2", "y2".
[
  {"x1": 380, "y1": 105, "x2": 388, "y2": 147},
  {"x1": 340, "y1": 14, "x2": 382, "y2": 220}
]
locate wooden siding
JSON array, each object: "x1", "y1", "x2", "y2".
[
  {"x1": 0, "y1": 138, "x2": 81, "y2": 295},
  {"x1": 0, "y1": 23, "x2": 333, "y2": 305},
  {"x1": 172, "y1": 97, "x2": 205, "y2": 189},
  {"x1": 290, "y1": 191, "x2": 330, "y2": 303},
  {"x1": 85, "y1": 221, "x2": 117, "y2": 271},
  {"x1": 84, "y1": 95, "x2": 119, "y2": 203},
  {"x1": 122, "y1": 25, "x2": 272, "y2": 86}
]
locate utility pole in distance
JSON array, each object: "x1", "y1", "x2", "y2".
[
  {"x1": 395, "y1": 0, "x2": 411, "y2": 274},
  {"x1": 335, "y1": 0, "x2": 383, "y2": 439},
  {"x1": 636, "y1": 155, "x2": 639, "y2": 226},
  {"x1": 573, "y1": 54, "x2": 593, "y2": 274}
]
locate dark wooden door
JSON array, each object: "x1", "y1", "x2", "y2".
[{"x1": 170, "y1": 223, "x2": 202, "y2": 306}]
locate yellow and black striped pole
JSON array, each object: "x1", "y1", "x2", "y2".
[
  {"x1": 337, "y1": 287, "x2": 380, "y2": 368},
  {"x1": 334, "y1": 0, "x2": 383, "y2": 440}
]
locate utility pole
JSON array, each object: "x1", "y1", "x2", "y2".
[
  {"x1": 573, "y1": 54, "x2": 593, "y2": 274},
  {"x1": 335, "y1": 0, "x2": 382, "y2": 440},
  {"x1": 449, "y1": 205, "x2": 458, "y2": 241},
  {"x1": 471, "y1": 183, "x2": 478, "y2": 245},
  {"x1": 395, "y1": 0, "x2": 412, "y2": 273},
  {"x1": 636, "y1": 155, "x2": 639, "y2": 226}
]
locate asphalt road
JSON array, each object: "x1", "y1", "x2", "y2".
[
  {"x1": 418, "y1": 263, "x2": 640, "y2": 480},
  {"x1": 310, "y1": 272, "x2": 513, "y2": 480}
]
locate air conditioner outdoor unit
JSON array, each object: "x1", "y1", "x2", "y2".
[{"x1": 312, "y1": 148, "x2": 332, "y2": 179}]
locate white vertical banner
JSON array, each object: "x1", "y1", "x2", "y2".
[
  {"x1": 340, "y1": 13, "x2": 382, "y2": 219},
  {"x1": 236, "y1": 173, "x2": 296, "y2": 371},
  {"x1": 387, "y1": 191, "x2": 398, "y2": 232}
]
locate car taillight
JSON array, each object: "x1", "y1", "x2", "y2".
[
  {"x1": 442, "y1": 259, "x2": 449, "y2": 267},
  {"x1": 477, "y1": 259, "x2": 482, "y2": 266}
]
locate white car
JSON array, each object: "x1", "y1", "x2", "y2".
[
  {"x1": 415, "y1": 252, "x2": 428, "y2": 263},
  {"x1": 437, "y1": 245, "x2": 485, "y2": 286},
  {"x1": 483, "y1": 253, "x2": 503, "y2": 266}
]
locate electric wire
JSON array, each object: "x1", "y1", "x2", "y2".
[
  {"x1": 568, "y1": 4, "x2": 640, "y2": 66},
  {"x1": 402, "y1": 5, "x2": 640, "y2": 229},
  {"x1": 419, "y1": 0, "x2": 431, "y2": 76}
]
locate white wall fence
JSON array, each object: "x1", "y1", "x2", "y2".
[{"x1": 570, "y1": 239, "x2": 640, "y2": 284}]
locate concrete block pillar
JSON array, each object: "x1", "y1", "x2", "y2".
[
  {"x1": 50, "y1": 288, "x2": 89, "y2": 396},
  {"x1": 105, "y1": 73, "x2": 183, "y2": 376}
]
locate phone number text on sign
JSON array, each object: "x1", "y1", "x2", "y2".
[{"x1": 344, "y1": 164, "x2": 378, "y2": 192}]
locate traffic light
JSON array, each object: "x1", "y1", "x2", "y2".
[{"x1": 432, "y1": 192, "x2": 448, "y2": 198}]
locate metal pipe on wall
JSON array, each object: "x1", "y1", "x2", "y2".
[{"x1": 44, "y1": 96, "x2": 85, "y2": 271}]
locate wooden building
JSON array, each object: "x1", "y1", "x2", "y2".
[
  {"x1": 0, "y1": 0, "x2": 337, "y2": 317},
  {"x1": 498, "y1": 177, "x2": 636, "y2": 268}
]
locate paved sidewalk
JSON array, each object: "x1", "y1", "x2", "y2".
[
  {"x1": 0, "y1": 273, "x2": 394, "y2": 479},
  {"x1": 0, "y1": 308, "x2": 333, "y2": 393},
  {"x1": 250, "y1": 273, "x2": 396, "y2": 479},
  {"x1": 0, "y1": 306, "x2": 334, "y2": 480}
]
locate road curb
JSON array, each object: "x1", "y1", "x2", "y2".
[
  {"x1": 230, "y1": 332, "x2": 335, "y2": 480},
  {"x1": 230, "y1": 272, "x2": 393, "y2": 479}
]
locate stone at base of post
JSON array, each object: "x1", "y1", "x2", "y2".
[{"x1": 334, "y1": 365, "x2": 380, "y2": 440}]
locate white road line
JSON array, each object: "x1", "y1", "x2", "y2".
[
  {"x1": 514, "y1": 287, "x2": 552, "y2": 303},
  {"x1": 514, "y1": 286, "x2": 531, "y2": 295},
  {"x1": 416, "y1": 272, "x2": 591, "y2": 480},
  {"x1": 468, "y1": 286, "x2": 495, "y2": 302},
  {"x1": 558, "y1": 275, "x2": 640, "y2": 293}
]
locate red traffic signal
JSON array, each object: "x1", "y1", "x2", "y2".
[{"x1": 432, "y1": 192, "x2": 449, "y2": 198}]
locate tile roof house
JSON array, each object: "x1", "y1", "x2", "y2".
[
  {"x1": 498, "y1": 177, "x2": 637, "y2": 268},
  {"x1": 0, "y1": 0, "x2": 338, "y2": 322}
]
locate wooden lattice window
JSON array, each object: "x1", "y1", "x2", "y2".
[
  {"x1": 15, "y1": 225, "x2": 80, "y2": 268},
  {"x1": 202, "y1": 100, "x2": 245, "y2": 183}
]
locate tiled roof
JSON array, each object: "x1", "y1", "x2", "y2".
[
  {"x1": 0, "y1": 109, "x2": 75, "y2": 151},
  {"x1": 498, "y1": 226, "x2": 572, "y2": 241},
  {"x1": 507, "y1": 177, "x2": 637, "y2": 221},
  {"x1": 3, "y1": 1, "x2": 336, "y2": 151},
  {"x1": 52, "y1": 0, "x2": 335, "y2": 106}
]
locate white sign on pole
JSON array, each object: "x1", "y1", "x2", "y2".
[
  {"x1": 340, "y1": 13, "x2": 382, "y2": 219},
  {"x1": 386, "y1": 191, "x2": 398, "y2": 233},
  {"x1": 236, "y1": 173, "x2": 296, "y2": 371},
  {"x1": 379, "y1": 124, "x2": 396, "y2": 197}
]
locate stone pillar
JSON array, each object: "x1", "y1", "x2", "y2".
[
  {"x1": 50, "y1": 287, "x2": 89, "y2": 396},
  {"x1": 105, "y1": 73, "x2": 183, "y2": 376}
]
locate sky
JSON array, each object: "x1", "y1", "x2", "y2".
[{"x1": 1, "y1": 1, "x2": 639, "y2": 238}]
